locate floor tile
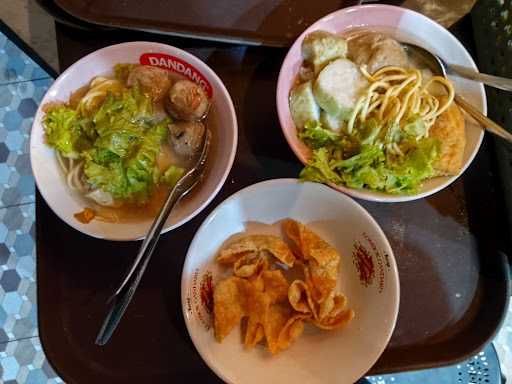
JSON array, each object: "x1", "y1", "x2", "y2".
[
  {"x1": 494, "y1": 301, "x2": 512, "y2": 379},
  {"x1": 0, "y1": 337, "x2": 62, "y2": 383},
  {"x1": 0, "y1": 78, "x2": 52, "y2": 208},
  {"x1": 0, "y1": 204, "x2": 36, "y2": 343},
  {"x1": 364, "y1": 343, "x2": 502, "y2": 384},
  {"x1": 0, "y1": 1, "x2": 59, "y2": 72},
  {"x1": 0, "y1": 31, "x2": 51, "y2": 85}
]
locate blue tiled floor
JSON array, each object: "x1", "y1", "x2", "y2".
[{"x1": 0, "y1": 28, "x2": 59, "y2": 383}]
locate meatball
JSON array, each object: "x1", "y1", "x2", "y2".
[
  {"x1": 165, "y1": 80, "x2": 209, "y2": 121},
  {"x1": 126, "y1": 65, "x2": 172, "y2": 102},
  {"x1": 168, "y1": 121, "x2": 205, "y2": 157},
  {"x1": 347, "y1": 33, "x2": 409, "y2": 74}
]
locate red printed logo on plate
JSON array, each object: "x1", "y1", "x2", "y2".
[
  {"x1": 140, "y1": 53, "x2": 213, "y2": 97},
  {"x1": 352, "y1": 232, "x2": 391, "y2": 293}
]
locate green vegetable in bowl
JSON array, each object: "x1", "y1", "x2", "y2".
[
  {"x1": 44, "y1": 106, "x2": 90, "y2": 158},
  {"x1": 300, "y1": 125, "x2": 440, "y2": 194},
  {"x1": 44, "y1": 85, "x2": 184, "y2": 205}
]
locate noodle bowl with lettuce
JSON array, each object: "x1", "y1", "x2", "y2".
[
  {"x1": 42, "y1": 63, "x2": 211, "y2": 224},
  {"x1": 289, "y1": 31, "x2": 464, "y2": 195}
]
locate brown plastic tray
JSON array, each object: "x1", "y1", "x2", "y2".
[
  {"x1": 51, "y1": 0, "x2": 363, "y2": 46},
  {"x1": 36, "y1": 19, "x2": 511, "y2": 384}
]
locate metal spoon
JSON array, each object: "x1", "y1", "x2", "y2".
[
  {"x1": 95, "y1": 129, "x2": 211, "y2": 346},
  {"x1": 402, "y1": 42, "x2": 512, "y2": 143}
]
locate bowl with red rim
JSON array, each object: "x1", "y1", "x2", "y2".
[
  {"x1": 276, "y1": 4, "x2": 486, "y2": 203},
  {"x1": 30, "y1": 42, "x2": 238, "y2": 240}
]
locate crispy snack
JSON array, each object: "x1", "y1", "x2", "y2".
[
  {"x1": 212, "y1": 221, "x2": 354, "y2": 355},
  {"x1": 217, "y1": 235, "x2": 295, "y2": 267},
  {"x1": 260, "y1": 270, "x2": 289, "y2": 303},
  {"x1": 288, "y1": 279, "x2": 317, "y2": 317},
  {"x1": 284, "y1": 219, "x2": 340, "y2": 303},
  {"x1": 283, "y1": 219, "x2": 339, "y2": 266},
  {"x1": 313, "y1": 307, "x2": 355, "y2": 330},
  {"x1": 264, "y1": 303, "x2": 309, "y2": 355},
  {"x1": 245, "y1": 319, "x2": 265, "y2": 348},
  {"x1": 233, "y1": 252, "x2": 269, "y2": 278},
  {"x1": 304, "y1": 258, "x2": 339, "y2": 304},
  {"x1": 430, "y1": 97, "x2": 466, "y2": 176},
  {"x1": 244, "y1": 269, "x2": 290, "y2": 350},
  {"x1": 213, "y1": 277, "x2": 253, "y2": 342}
]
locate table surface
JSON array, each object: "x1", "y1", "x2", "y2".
[{"x1": 35, "y1": 15, "x2": 511, "y2": 384}]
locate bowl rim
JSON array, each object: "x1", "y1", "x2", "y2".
[
  {"x1": 30, "y1": 41, "x2": 238, "y2": 241},
  {"x1": 181, "y1": 178, "x2": 400, "y2": 384},
  {"x1": 276, "y1": 4, "x2": 487, "y2": 203}
]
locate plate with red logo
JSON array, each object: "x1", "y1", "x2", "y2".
[
  {"x1": 181, "y1": 178, "x2": 399, "y2": 384},
  {"x1": 30, "y1": 42, "x2": 237, "y2": 240}
]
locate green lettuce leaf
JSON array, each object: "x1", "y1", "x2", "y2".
[
  {"x1": 84, "y1": 160, "x2": 128, "y2": 198},
  {"x1": 300, "y1": 139, "x2": 439, "y2": 194},
  {"x1": 44, "y1": 106, "x2": 92, "y2": 158},
  {"x1": 298, "y1": 120, "x2": 339, "y2": 149},
  {"x1": 83, "y1": 87, "x2": 169, "y2": 202},
  {"x1": 299, "y1": 148, "x2": 342, "y2": 184}
]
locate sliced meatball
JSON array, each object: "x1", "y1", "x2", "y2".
[
  {"x1": 347, "y1": 33, "x2": 409, "y2": 74},
  {"x1": 165, "y1": 80, "x2": 209, "y2": 121},
  {"x1": 126, "y1": 65, "x2": 172, "y2": 102},
  {"x1": 168, "y1": 121, "x2": 205, "y2": 157}
]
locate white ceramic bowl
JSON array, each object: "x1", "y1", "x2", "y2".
[
  {"x1": 276, "y1": 5, "x2": 486, "y2": 202},
  {"x1": 30, "y1": 42, "x2": 237, "y2": 240},
  {"x1": 182, "y1": 179, "x2": 399, "y2": 384}
]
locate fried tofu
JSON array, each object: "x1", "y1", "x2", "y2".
[{"x1": 430, "y1": 98, "x2": 466, "y2": 176}]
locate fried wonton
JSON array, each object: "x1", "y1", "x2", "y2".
[
  {"x1": 430, "y1": 97, "x2": 466, "y2": 176},
  {"x1": 283, "y1": 219, "x2": 339, "y2": 266},
  {"x1": 244, "y1": 269, "x2": 291, "y2": 349},
  {"x1": 217, "y1": 235, "x2": 295, "y2": 267},
  {"x1": 305, "y1": 258, "x2": 339, "y2": 304},
  {"x1": 264, "y1": 303, "x2": 309, "y2": 355},
  {"x1": 212, "y1": 222, "x2": 355, "y2": 355},
  {"x1": 288, "y1": 279, "x2": 317, "y2": 317},
  {"x1": 233, "y1": 252, "x2": 269, "y2": 278},
  {"x1": 284, "y1": 220, "x2": 340, "y2": 303},
  {"x1": 312, "y1": 308, "x2": 355, "y2": 330},
  {"x1": 213, "y1": 277, "x2": 253, "y2": 342}
]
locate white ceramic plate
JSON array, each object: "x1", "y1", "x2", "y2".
[
  {"x1": 181, "y1": 179, "x2": 399, "y2": 384},
  {"x1": 276, "y1": 5, "x2": 486, "y2": 202},
  {"x1": 30, "y1": 42, "x2": 237, "y2": 240}
]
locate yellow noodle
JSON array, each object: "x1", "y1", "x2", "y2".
[{"x1": 348, "y1": 66, "x2": 455, "y2": 144}]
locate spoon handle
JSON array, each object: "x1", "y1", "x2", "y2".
[
  {"x1": 454, "y1": 94, "x2": 512, "y2": 144},
  {"x1": 448, "y1": 64, "x2": 512, "y2": 92},
  {"x1": 95, "y1": 185, "x2": 184, "y2": 346}
]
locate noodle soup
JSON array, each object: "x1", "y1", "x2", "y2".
[
  {"x1": 288, "y1": 30, "x2": 463, "y2": 195},
  {"x1": 42, "y1": 64, "x2": 213, "y2": 224}
]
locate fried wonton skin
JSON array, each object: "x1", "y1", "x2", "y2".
[
  {"x1": 213, "y1": 277, "x2": 252, "y2": 342},
  {"x1": 214, "y1": 224, "x2": 355, "y2": 353},
  {"x1": 283, "y1": 220, "x2": 340, "y2": 303},
  {"x1": 283, "y1": 219, "x2": 339, "y2": 266},
  {"x1": 217, "y1": 235, "x2": 295, "y2": 267},
  {"x1": 312, "y1": 308, "x2": 355, "y2": 330},
  {"x1": 233, "y1": 252, "x2": 269, "y2": 278},
  {"x1": 305, "y1": 258, "x2": 339, "y2": 304},
  {"x1": 244, "y1": 269, "x2": 290, "y2": 349},
  {"x1": 264, "y1": 303, "x2": 309, "y2": 355},
  {"x1": 288, "y1": 279, "x2": 317, "y2": 317},
  {"x1": 214, "y1": 275, "x2": 272, "y2": 343},
  {"x1": 430, "y1": 98, "x2": 466, "y2": 176}
]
